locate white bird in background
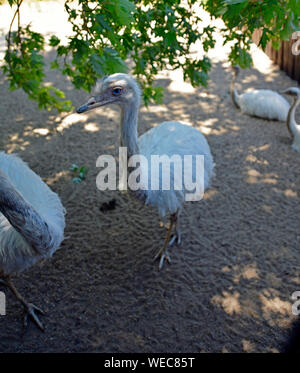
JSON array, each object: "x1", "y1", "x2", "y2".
[
  {"x1": 281, "y1": 87, "x2": 300, "y2": 153},
  {"x1": 231, "y1": 65, "x2": 290, "y2": 121},
  {"x1": 0, "y1": 152, "x2": 65, "y2": 330},
  {"x1": 77, "y1": 73, "x2": 215, "y2": 269}
]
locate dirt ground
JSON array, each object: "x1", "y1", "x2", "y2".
[{"x1": 0, "y1": 1, "x2": 300, "y2": 353}]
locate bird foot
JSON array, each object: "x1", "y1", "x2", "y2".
[
  {"x1": 23, "y1": 303, "x2": 45, "y2": 331},
  {"x1": 154, "y1": 249, "x2": 171, "y2": 270},
  {"x1": 168, "y1": 232, "x2": 182, "y2": 246}
]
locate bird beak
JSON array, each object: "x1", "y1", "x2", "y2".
[
  {"x1": 76, "y1": 95, "x2": 113, "y2": 114},
  {"x1": 77, "y1": 104, "x2": 89, "y2": 113}
]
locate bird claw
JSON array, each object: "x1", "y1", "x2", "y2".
[
  {"x1": 169, "y1": 233, "x2": 182, "y2": 246},
  {"x1": 154, "y1": 250, "x2": 171, "y2": 270},
  {"x1": 177, "y1": 234, "x2": 182, "y2": 246},
  {"x1": 24, "y1": 303, "x2": 45, "y2": 331},
  {"x1": 158, "y1": 252, "x2": 171, "y2": 270}
]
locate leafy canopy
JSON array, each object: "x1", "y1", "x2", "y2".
[{"x1": 1, "y1": 0, "x2": 299, "y2": 112}]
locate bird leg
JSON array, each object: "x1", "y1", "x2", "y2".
[
  {"x1": 169, "y1": 209, "x2": 182, "y2": 246},
  {"x1": 0, "y1": 276, "x2": 45, "y2": 331},
  {"x1": 154, "y1": 213, "x2": 177, "y2": 270}
]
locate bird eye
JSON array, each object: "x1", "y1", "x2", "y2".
[
  {"x1": 112, "y1": 88, "x2": 122, "y2": 96},
  {"x1": 88, "y1": 97, "x2": 96, "y2": 106}
]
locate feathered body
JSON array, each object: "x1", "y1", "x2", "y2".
[
  {"x1": 138, "y1": 121, "x2": 214, "y2": 217},
  {"x1": 235, "y1": 89, "x2": 290, "y2": 121},
  {"x1": 0, "y1": 152, "x2": 65, "y2": 276},
  {"x1": 231, "y1": 66, "x2": 290, "y2": 121}
]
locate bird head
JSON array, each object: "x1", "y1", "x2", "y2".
[
  {"x1": 280, "y1": 87, "x2": 300, "y2": 99},
  {"x1": 76, "y1": 73, "x2": 141, "y2": 114}
]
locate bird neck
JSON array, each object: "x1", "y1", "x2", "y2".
[
  {"x1": 230, "y1": 74, "x2": 240, "y2": 109},
  {"x1": 0, "y1": 170, "x2": 55, "y2": 256},
  {"x1": 286, "y1": 97, "x2": 300, "y2": 139},
  {"x1": 120, "y1": 101, "x2": 140, "y2": 158},
  {"x1": 118, "y1": 101, "x2": 148, "y2": 201}
]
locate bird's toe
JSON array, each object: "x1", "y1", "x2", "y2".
[
  {"x1": 158, "y1": 251, "x2": 171, "y2": 271},
  {"x1": 168, "y1": 235, "x2": 177, "y2": 246},
  {"x1": 176, "y1": 233, "x2": 182, "y2": 246},
  {"x1": 168, "y1": 233, "x2": 182, "y2": 246},
  {"x1": 24, "y1": 303, "x2": 45, "y2": 331}
]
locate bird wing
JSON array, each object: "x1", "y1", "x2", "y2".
[{"x1": 0, "y1": 152, "x2": 65, "y2": 274}]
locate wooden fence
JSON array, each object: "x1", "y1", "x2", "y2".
[{"x1": 252, "y1": 29, "x2": 300, "y2": 83}]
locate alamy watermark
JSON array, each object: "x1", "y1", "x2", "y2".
[
  {"x1": 292, "y1": 31, "x2": 300, "y2": 56},
  {"x1": 0, "y1": 291, "x2": 5, "y2": 316},
  {"x1": 95, "y1": 147, "x2": 205, "y2": 202}
]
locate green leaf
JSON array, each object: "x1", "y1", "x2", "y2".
[
  {"x1": 272, "y1": 40, "x2": 281, "y2": 50},
  {"x1": 165, "y1": 31, "x2": 178, "y2": 48},
  {"x1": 95, "y1": 14, "x2": 111, "y2": 31},
  {"x1": 225, "y1": 0, "x2": 248, "y2": 4},
  {"x1": 103, "y1": 49, "x2": 128, "y2": 74},
  {"x1": 280, "y1": 18, "x2": 294, "y2": 41},
  {"x1": 259, "y1": 29, "x2": 270, "y2": 50},
  {"x1": 50, "y1": 60, "x2": 59, "y2": 69},
  {"x1": 90, "y1": 53, "x2": 105, "y2": 75},
  {"x1": 113, "y1": 0, "x2": 136, "y2": 26},
  {"x1": 153, "y1": 86, "x2": 164, "y2": 104},
  {"x1": 53, "y1": 88, "x2": 65, "y2": 99},
  {"x1": 49, "y1": 35, "x2": 60, "y2": 47}
]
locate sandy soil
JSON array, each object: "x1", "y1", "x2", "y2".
[{"x1": 0, "y1": 1, "x2": 300, "y2": 353}]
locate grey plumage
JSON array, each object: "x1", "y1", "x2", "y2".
[{"x1": 0, "y1": 153, "x2": 65, "y2": 330}]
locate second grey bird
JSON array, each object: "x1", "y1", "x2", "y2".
[{"x1": 231, "y1": 65, "x2": 290, "y2": 121}]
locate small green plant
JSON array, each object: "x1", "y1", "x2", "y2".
[{"x1": 69, "y1": 164, "x2": 89, "y2": 184}]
